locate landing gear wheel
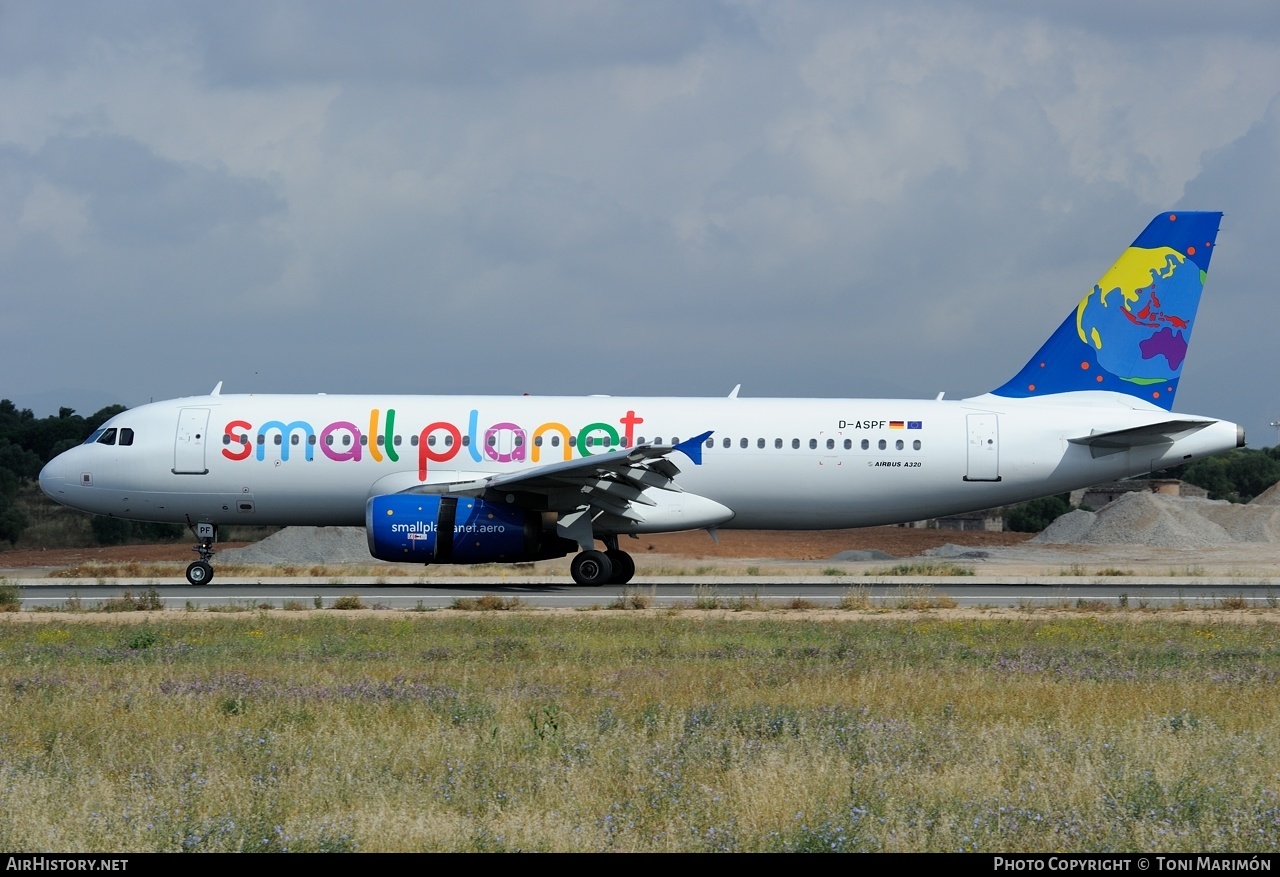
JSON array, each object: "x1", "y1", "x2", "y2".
[
  {"x1": 606, "y1": 550, "x2": 635, "y2": 585},
  {"x1": 571, "y1": 550, "x2": 613, "y2": 587},
  {"x1": 187, "y1": 521, "x2": 218, "y2": 587}
]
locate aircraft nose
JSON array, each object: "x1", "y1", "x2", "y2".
[{"x1": 39, "y1": 454, "x2": 69, "y2": 501}]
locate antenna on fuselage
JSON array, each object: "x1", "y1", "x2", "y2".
[{"x1": 211, "y1": 381, "x2": 223, "y2": 396}]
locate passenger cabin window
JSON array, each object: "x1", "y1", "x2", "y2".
[
  {"x1": 825, "y1": 439, "x2": 833, "y2": 450},
  {"x1": 722, "y1": 438, "x2": 731, "y2": 449},
  {"x1": 878, "y1": 439, "x2": 886, "y2": 450},
  {"x1": 844, "y1": 439, "x2": 852, "y2": 450},
  {"x1": 860, "y1": 439, "x2": 869, "y2": 450},
  {"x1": 97, "y1": 428, "x2": 117, "y2": 446},
  {"x1": 792, "y1": 439, "x2": 800, "y2": 449},
  {"x1": 551, "y1": 436, "x2": 560, "y2": 447},
  {"x1": 913, "y1": 439, "x2": 921, "y2": 450},
  {"x1": 708, "y1": 438, "x2": 716, "y2": 449},
  {"x1": 740, "y1": 438, "x2": 748, "y2": 449},
  {"x1": 774, "y1": 438, "x2": 782, "y2": 449},
  {"x1": 895, "y1": 439, "x2": 904, "y2": 450},
  {"x1": 757, "y1": 438, "x2": 765, "y2": 449}
]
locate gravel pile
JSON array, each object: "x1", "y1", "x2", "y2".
[
  {"x1": 922, "y1": 544, "x2": 991, "y2": 560},
  {"x1": 1248, "y1": 480, "x2": 1280, "y2": 506},
  {"x1": 830, "y1": 549, "x2": 898, "y2": 562},
  {"x1": 219, "y1": 527, "x2": 374, "y2": 565},
  {"x1": 1033, "y1": 486, "x2": 1280, "y2": 547}
]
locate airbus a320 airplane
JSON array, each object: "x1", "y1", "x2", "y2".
[{"x1": 40, "y1": 212, "x2": 1243, "y2": 586}]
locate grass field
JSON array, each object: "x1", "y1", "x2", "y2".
[{"x1": 1, "y1": 614, "x2": 1278, "y2": 852}]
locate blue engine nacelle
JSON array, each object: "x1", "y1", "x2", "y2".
[{"x1": 366, "y1": 494, "x2": 575, "y2": 565}]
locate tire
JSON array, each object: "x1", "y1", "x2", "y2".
[
  {"x1": 606, "y1": 550, "x2": 636, "y2": 585},
  {"x1": 186, "y1": 560, "x2": 214, "y2": 585},
  {"x1": 570, "y1": 550, "x2": 613, "y2": 586}
]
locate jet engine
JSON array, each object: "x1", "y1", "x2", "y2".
[{"x1": 366, "y1": 494, "x2": 575, "y2": 565}]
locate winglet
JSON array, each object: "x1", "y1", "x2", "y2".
[
  {"x1": 991, "y1": 212, "x2": 1222, "y2": 411},
  {"x1": 675, "y1": 431, "x2": 713, "y2": 465}
]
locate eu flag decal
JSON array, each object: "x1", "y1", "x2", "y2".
[{"x1": 907, "y1": 421, "x2": 923, "y2": 430}]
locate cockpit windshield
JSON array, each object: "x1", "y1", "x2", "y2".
[{"x1": 83, "y1": 428, "x2": 107, "y2": 445}]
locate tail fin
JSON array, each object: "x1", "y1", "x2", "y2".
[{"x1": 991, "y1": 211, "x2": 1222, "y2": 411}]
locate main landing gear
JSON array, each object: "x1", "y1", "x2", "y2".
[
  {"x1": 569, "y1": 536, "x2": 636, "y2": 587},
  {"x1": 186, "y1": 521, "x2": 217, "y2": 585}
]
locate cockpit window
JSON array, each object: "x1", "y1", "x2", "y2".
[
  {"x1": 96, "y1": 428, "x2": 117, "y2": 446},
  {"x1": 119, "y1": 428, "x2": 134, "y2": 446},
  {"x1": 83, "y1": 428, "x2": 107, "y2": 445}
]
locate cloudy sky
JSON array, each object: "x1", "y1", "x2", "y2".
[{"x1": 3, "y1": 1, "x2": 1280, "y2": 445}]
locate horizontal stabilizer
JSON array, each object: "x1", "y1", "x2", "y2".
[{"x1": 1068, "y1": 420, "x2": 1212, "y2": 457}]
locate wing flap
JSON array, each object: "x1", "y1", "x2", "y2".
[{"x1": 392, "y1": 430, "x2": 717, "y2": 532}]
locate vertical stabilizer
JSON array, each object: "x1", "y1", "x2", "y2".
[{"x1": 991, "y1": 212, "x2": 1222, "y2": 410}]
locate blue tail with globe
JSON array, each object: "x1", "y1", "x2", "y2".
[{"x1": 992, "y1": 212, "x2": 1222, "y2": 412}]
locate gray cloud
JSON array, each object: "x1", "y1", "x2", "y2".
[
  {"x1": 190, "y1": 0, "x2": 750, "y2": 87},
  {"x1": 1, "y1": 1, "x2": 1278, "y2": 448}
]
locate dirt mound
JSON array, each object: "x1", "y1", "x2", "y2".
[
  {"x1": 1249, "y1": 480, "x2": 1280, "y2": 506},
  {"x1": 218, "y1": 527, "x2": 374, "y2": 565},
  {"x1": 1034, "y1": 489, "x2": 1280, "y2": 548}
]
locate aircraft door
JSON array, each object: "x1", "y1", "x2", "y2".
[
  {"x1": 964, "y1": 414, "x2": 1001, "y2": 482},
  {"x1": 174, "y1": 408, "x2": 211, "y2": 475}
]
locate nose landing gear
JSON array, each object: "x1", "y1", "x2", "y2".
[{"x1": 186, "y1": 521, "x2": 218, "y2": 585}]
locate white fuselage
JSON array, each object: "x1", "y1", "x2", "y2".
[{"x1": 39, "y1": 391, "x2": 1242, "y2": 530}]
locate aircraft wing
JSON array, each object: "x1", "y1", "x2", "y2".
[
  {"x1": 398, "y1": 431, "x2": 714, "y2": 530},
  {"x1": 1068, "y1": 420, "x2": 1213, "y2": 457}
]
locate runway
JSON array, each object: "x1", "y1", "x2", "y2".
[{"x1": 9, "y1": 577, "x2": 1280, "y2": 611}]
